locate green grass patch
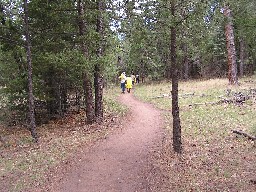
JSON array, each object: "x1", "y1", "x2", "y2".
[
  {"x1": 134, "y1": 78, "x2": 256, "y2": 135},
  {"x1": 104, "y1": 85, "x2": 127, "y2": 116}
]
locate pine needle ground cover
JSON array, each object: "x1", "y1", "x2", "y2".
[
  {"x1": 0, "y1": 86, "x2": 126, "y2": 192},
  {"x1": 134, "y1": 77, "x2": 256, "y2": 191}
]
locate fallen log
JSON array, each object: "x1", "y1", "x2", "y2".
[{"x1": 232, "y1": 130, "x2": 256, "y2": 141}]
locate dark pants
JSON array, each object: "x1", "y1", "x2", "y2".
[{"x1": 121, "y1": 83, "x2": 125, "y2": 93}]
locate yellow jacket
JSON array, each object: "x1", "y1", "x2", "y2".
[{"x1": 125, "y1": 77, "x2": 132, "y2": 89}]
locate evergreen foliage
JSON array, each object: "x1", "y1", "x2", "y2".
[{"x1": 0, "y1": 0, "x2": 255, "y2": 127}]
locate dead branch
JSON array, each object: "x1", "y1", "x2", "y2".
[
  {"x1": 244, "y1": 80, "x2": 254, "y2": 83},
  {"x1": 188, "y1": 101, "x2": 219, "y2": 107},
  {"x1": 152, "y1": 93, "x2": 170, "y2": 99},
  {"x1": 152, "y1": 92, "x2": 196, "y2": 99},
  {"x1": 180, "y1": 92, "x2": 195, "y2": 97},
  {"x1": 232, "y1": 130, "x2": 256, "y2": 141}
]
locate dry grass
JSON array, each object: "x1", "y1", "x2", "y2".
[{"x1": 135, "y1": 77, "x2": 256, "y2": 192}]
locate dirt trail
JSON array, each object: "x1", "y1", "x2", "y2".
[{"x1": 54, "y1": 92, "x2": 165, "y2": 192}]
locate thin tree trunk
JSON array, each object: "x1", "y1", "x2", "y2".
[
  {"x1": 171, "y1": 1, "x2": 182, "y2": 153},
  {"x1": 58, "y1": 80, "x2": 68, "y2": 116},
  {"x1": 94, "y1": 65, "x2": 104, "y2": 122},
  {"x1": 61, "y1": 80, "x2": 68, "y2": 114},
  {"x1": 94, "y1": 0, "x2": 104, "y2": 122},
  {"x1": 239, "y1": 37, "x2": 245, "y2": 77},
  {"x1": 83, "y1": 72, "x2": 95, "y2": 124},
  {"x1": 24, "y1": 0, "x2": 38, "y2": 142},
  {"x1": 78, "y1": 0, "x2": 95, "y2": 124},
  {"x1": 224, "y1": 5, "x2": 238, "y2": 85}
]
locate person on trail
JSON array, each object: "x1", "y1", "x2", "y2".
[
  {"x1": 141, "y1": 73, "x2": 145, "y2": 83},
  {"x1": 131, "y1": 73, "x2": 136, "y2": 85},
  {"x1": 136, "y1": 74, "x2": 140, "y2": 84},
  {"x1": 125, "y1": 76, "x2": 133, "y2": 93},
  {"x1": 119, "y1": 72, "x2": 126, "y2": 93}
]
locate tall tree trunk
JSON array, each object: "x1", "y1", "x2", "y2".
[
  {"x1": 94, "y1": 64, "x2": 104, "y2": 122},
  {"x1": 78, "y1": 0, "x2": 95, "y2": 124},
  {"x1": 171, "y1": 1, "x2": 182, "y2": 153},
  {"x1": 239, "y1": 37, "x2": 245, "y2": 77},
  {"x1": 94, "y1": 0, "x2": 104, "y2": 122},
  {"x1": 224, "y1": 5, "x2": 238, "y2": 85},
  {"x1": 83, "y1": 72, "x2": 95, "y2": 124},
  {"x1": 24, "y1": 0, "x2": 38, "y2": 142}
]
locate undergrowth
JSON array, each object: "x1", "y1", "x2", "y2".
[{"x1": 0, "y1": 85, "x2": 125, "y2": 192}]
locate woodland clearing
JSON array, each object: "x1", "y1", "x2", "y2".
[
  {"x1": 0, "y1": 77, "x2": 256, "y2": 191},
  {"x1": 135, "y1": 77, "x2": 256, "y2": 191}
]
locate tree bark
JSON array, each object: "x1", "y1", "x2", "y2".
[
  {"x1": 224, "y1": 5, "x2": 238, "y2": 85},
  {"x1": 94, "y1": 64, "x2": 104, "y2": 122},
  {"x1": 78, "y1": 0, "x2": 95, "y2": 124},
  {"x1": 83, "y1": 72, "x2": 95, "y2": 124},
  {"x1": 94, "y1": 0, "x2": 104, "y2": 122},
  {"x1": 171, "y1": 1, "x2": 182, "y2": 153},
  {"x1": 24, "y1": 0, "x2": 38, "y2": 142}
]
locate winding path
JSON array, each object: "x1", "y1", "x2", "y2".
[{"x1": 55, "y1": 92, "x2": 164, "y2": 192}]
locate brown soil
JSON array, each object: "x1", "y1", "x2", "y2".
[{"x1": 51, "y1": 91, "x2": 166, "y2": 192}]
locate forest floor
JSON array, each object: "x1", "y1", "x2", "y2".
[{"x1": 1, "y1": 78, "x2": 256, "y2": 192}]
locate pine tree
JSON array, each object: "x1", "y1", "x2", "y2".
[
  {"x1": 24, "y1": 0, "x2": 38, "y2": 142},
  {"x1": 77, "y1": 0, "x2": 95, "y2": 124},
  {"x1": 223, "y1": 4, "x2": 238, "y2": 85}
]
